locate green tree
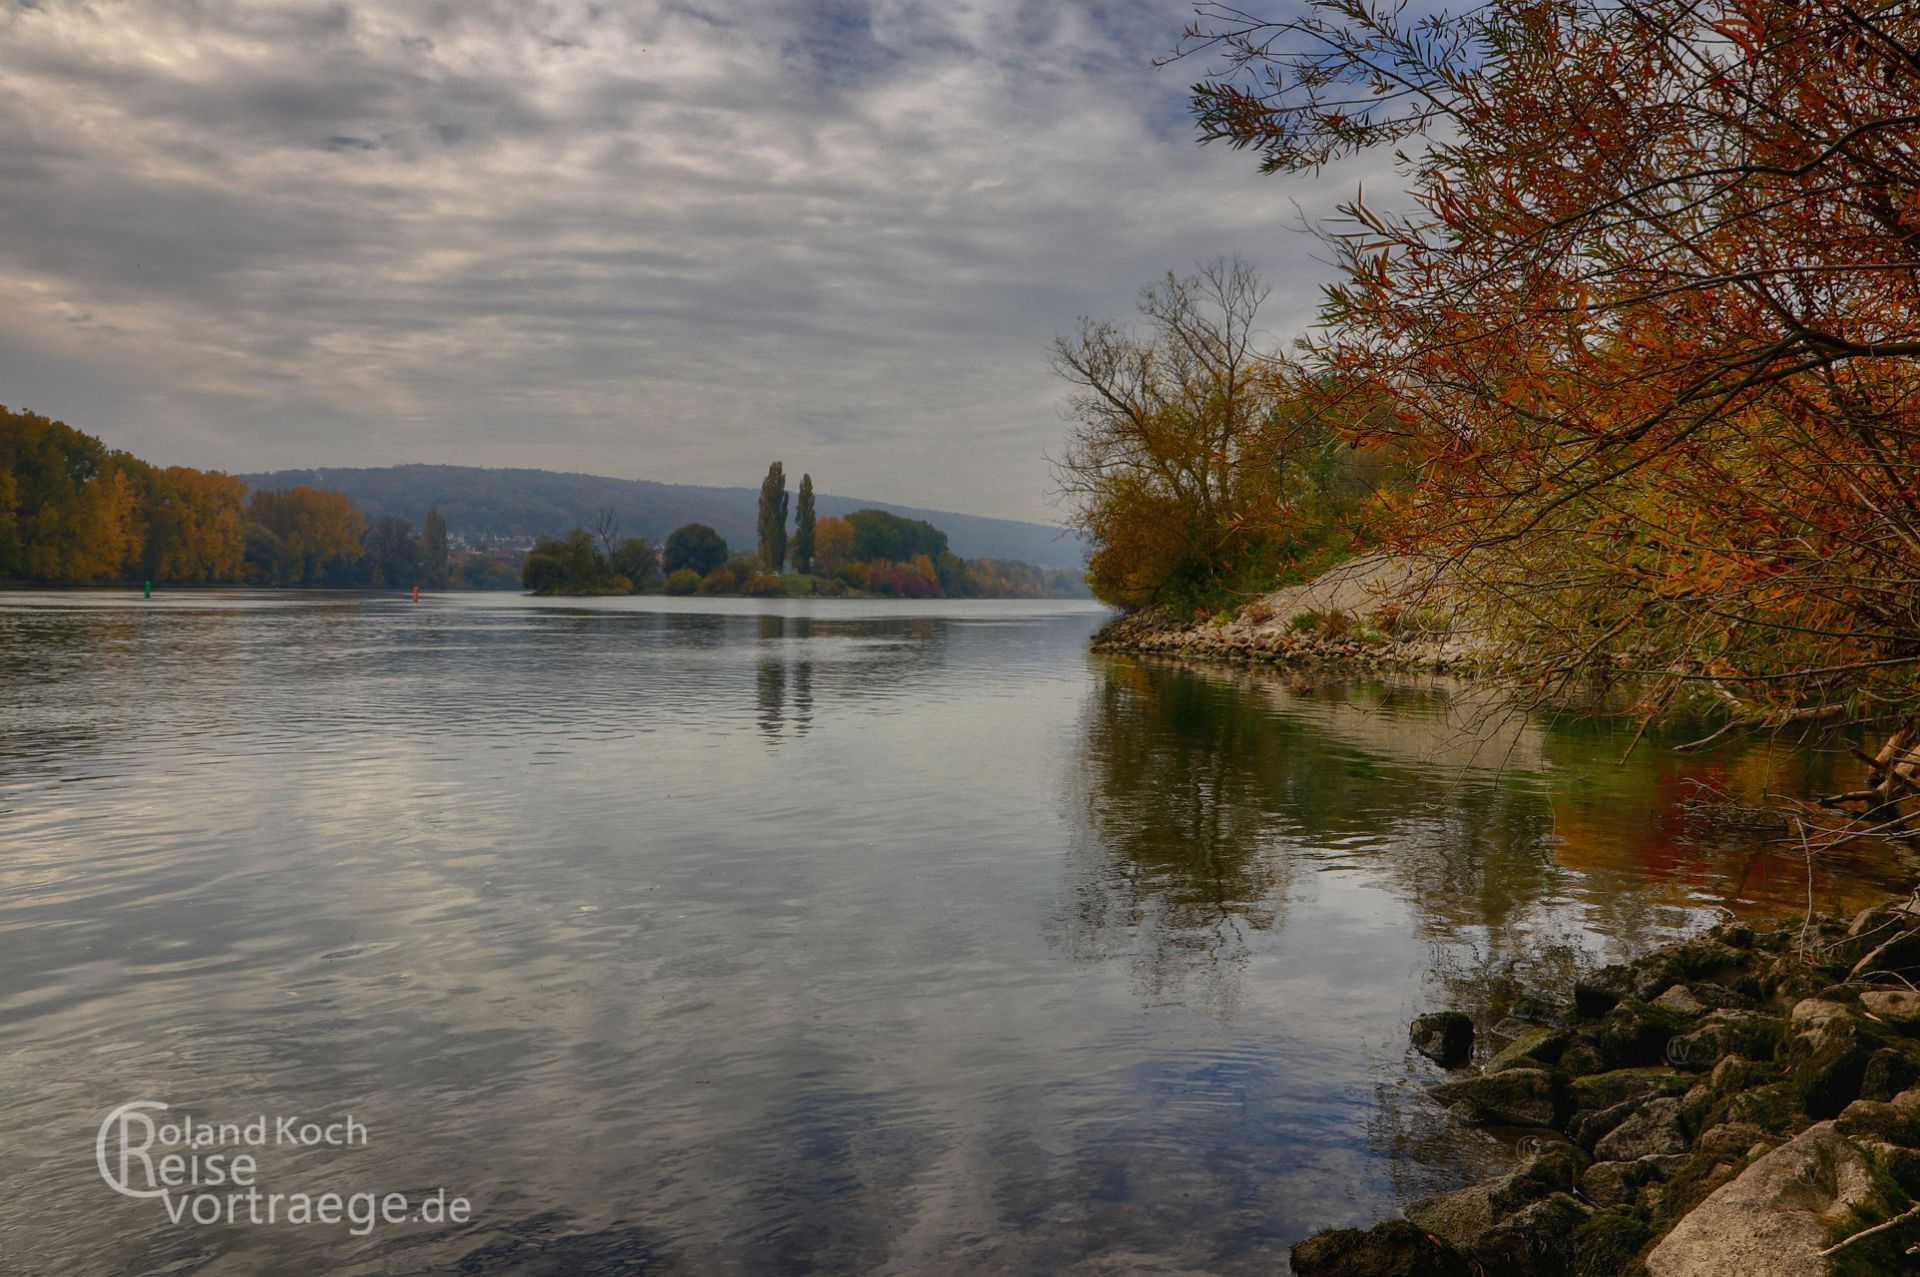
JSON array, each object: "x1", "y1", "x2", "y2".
[
  {"x1": 364, "y1": 515, "x2": 420, "y2": 588},
  {"x1": 611, "y1": 536, "x2": 659, "y2": 591},
  {"x1": 421, "y1": 508, "x2": 450, "y2": 588},
  {"x1": 845, "y1": 508, "x2": 948, "y2": 564},
  {"x1": 520, "y1": 529, "x2": 625, "y2": 594},
  {"x1": 664, "y1": 522, "x2": 728, "y2": 576},
  {"x1": 791, "y1": 473, "x2": 816, "y2": 574},
  {"x1": 757, "y1": 461, "x2": 789, "y2": 572}
]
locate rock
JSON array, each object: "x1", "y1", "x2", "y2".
[
  {"x1": 1762, "y1": 954, "x2": 1829, "y2": 1003},
  {"x1": 1432, "y1": 1068, "x2": 1563, "y2": 1129},
  {"x1": 1665, "y1": 1010, "x2": 1785, "y2": 1071},
  {"x1": 1569, "y1": 1068, "x2": 1688, "y2": 1113},
  {"x1": 1644, "y1": 1121, "x2": 1879, "y2": 1277},
  {"x1": 1650, "y1": 984, "x2": 1709, "y2": 1018},
  {"x1": 1836, "y1": 1086, "x2": 1920, "y2": 1145},
  {"x1": 1694, "y1": 1121, "x2": 1773, "y2": 1161},
  {"x1": 1598, "y1": 999, "x2": 1690, "y2": 1066},
  {"x1": 1594, "y1": 1096, "x2": 1690, "y2": 1160},
  {"x1": 1574, "y1": 966, "x2": 1634, "y2": 1020},
  {"x1": 1850, "y1": 929, "x2": 1920, "y2": 983},
  {"x1": 1578, "y1": 1159, "x2": 1658, "y2": 1209},
  {"x1": 1290, "y1": 1221, "x2": 1473, "y2": 1277},
  {"x1": 1570, "y1": 1097, "x2": 1645, "y2": 1152},
  {"x1": 1558, "y1": 1039, "x2": 1608, "y2": 1077},
  {"x1": 1484, "y1": 1026, "x2": 1569, "y2": 1074},
  {"x1": 1405, "y1": 1144, "x2": 1583, "y2": 1252},
  {"x1": 1717, "y1": 1080, "x2": 1804, "y2": 1135},
  {"x1": 1789, "y1": 996, "x2": 1853, "y2": 1042},
  {"x1": 1837, "y1": 905, "x2": 1918, "y2": 967},
  {"x1": 1469, "y1": 1192, "x2": 1589, "y2": 1277},
  {"x1": 1569, "y1": 1209, "x2": 1653, "y2": 1277},
  {"x1": 1413, "y1": 1012, "x2": 1475, "y2": 1068},
  {"x1": 1862, "y1": 1046, "x2": 1920, "y2": 1102},
  {"x1": 1861, "y1": 988, "x2": 1920, "y2": 1027},
  {"x1": 1788, "y1": 1014, "x2": 1874, "y2": 1120}
]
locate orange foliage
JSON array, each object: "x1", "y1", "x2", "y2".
[
  {"x1": 1189, "y1": 0, "x2": 1920, "y2": 739},
  {"x1": 813, "y1": 517, "x2": 855, "y2": 574}
]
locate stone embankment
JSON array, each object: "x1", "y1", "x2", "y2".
[{"x1": 1295, "y1": 898, "x2": 1920, "y2": 1276}]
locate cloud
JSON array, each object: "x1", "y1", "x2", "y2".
[{"x1": 0, "y1": 0, "x2": 1387, "y2": 521}]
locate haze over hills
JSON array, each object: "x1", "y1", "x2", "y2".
[{"x1": 239, "y1": 465, "x2": 1087, "y2": 569}]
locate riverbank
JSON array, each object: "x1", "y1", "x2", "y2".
[
  {"x1": 1090, "y1": 552, "x2": 1484, "y2": 673},
  {"x1": 1299, "y1": 896, "x2": 1920, "y2": 1276}
]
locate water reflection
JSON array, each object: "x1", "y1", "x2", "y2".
[{"x1": 2, "y1": 592, "x2": 1913, "y2": 1277}]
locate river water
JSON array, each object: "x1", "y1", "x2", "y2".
[{"x1": 2, "y1": 591, "x2": 1910, "y2": 1275}]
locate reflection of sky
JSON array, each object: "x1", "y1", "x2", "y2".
[{"x1": 1, "y1": 592, "x2": 1910, "y2": 1275}]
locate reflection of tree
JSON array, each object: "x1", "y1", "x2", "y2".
[
  {"x1": 1058, "y1": 662, "x2": 1297, "y2": 1016},
  {"x1": 1064, "y1": 655, "x2": 1920, "y2": 1212},
  {"x1": 1060, "y1": 660, "x2": 1589, "y2": 1016}
]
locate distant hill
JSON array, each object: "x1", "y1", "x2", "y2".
[{"x1": 238, "y1": 465, "x2": 1086, "y2": 569}]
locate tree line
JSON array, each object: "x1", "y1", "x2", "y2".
[
  {"x1": 0, "y1": 407, "x2": 1086, "y2": 600},
  {"x1": 522, "y1": 463, "x2": 1085, "y2": 598},
  {"x1": 0, "y1": 404, "x2": 485, "y2": 588}
]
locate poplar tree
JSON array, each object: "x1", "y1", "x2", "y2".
[
  {"x1": 791, "y1": 473, "x2": 816, "y2": 574},
  {"x1": 757, "y1": 461, "x2": 788, "y2": 572}
]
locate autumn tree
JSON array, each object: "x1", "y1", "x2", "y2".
[
  {"x1": 1180, "y1": 0, "x2": 1920, "y2": 816},
  {"x1": 145, "y1": 468, "x2": 246, "y2": 582},
  {"x1": 792, "y1": 473, "x2": 816, "y2": 574},
  {"x1": 1051, "y1": 259, "x2": 1336, "y2": 610},
  {"x1": 757, "y1": 462, "x2": 789, "y2": 572},
  {"x1": 422, "y1": 508, "x2": 450, "y2": 589},
  {"x1": 813, "y1": 516, "x2": 855, "y2": 574},
  {"x1": 245, "y1": 487, "x2": 364, "y2": 585}
]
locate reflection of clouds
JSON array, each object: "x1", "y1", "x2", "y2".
[{"x1": 9, "y1": 593, "x2": 1914, "y2": 1277}]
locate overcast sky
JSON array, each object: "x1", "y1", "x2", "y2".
[{"x1": 0, "y1": 0, "x2": 1380, "y2": 523}]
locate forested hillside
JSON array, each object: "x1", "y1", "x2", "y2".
[{"x1": 241, "y1": 464, "x2": 1084, "y2": 568}]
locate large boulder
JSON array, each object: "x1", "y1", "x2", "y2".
[
  {"x1": 1290, "y1": 1220, "x2": 1473, "y2": 1277},
  {"x1": 1644, "y1": 1121, "x2": 1879, "y2": 1277}
]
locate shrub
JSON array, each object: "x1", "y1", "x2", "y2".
[
  {"x1": 664, "y1": 568, "x2": 700, "y2": 595},
  {"x1": 1241, "y1": 597, "x2": 1275, "y2": 625},
  {"x1": 1289, "y1": 609, "x2": 1324, "y2": 633},
  {"x1": 698, "y1": 568, "x2": 733, "y2": 595},
  {"x1": 742, "y1": 572, "x2": 785, "y2": 597}
]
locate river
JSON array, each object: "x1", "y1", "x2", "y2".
[{"x1": 1, "y1": 591, "x2": 1909, "y2": 1274}]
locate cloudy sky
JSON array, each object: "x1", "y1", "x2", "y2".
[{"x1": 0, "y1": 0, "x2": 1376, "y2": 523}]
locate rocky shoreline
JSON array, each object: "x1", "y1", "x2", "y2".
[
  {"x1": 1090, "y1": 553, "x2": 1485, "y2": 674},
  {"x1": 1092, "y1": 605, "x2": 1482, "y2": 673},
  {"x1": 1294, "y1": 898, "x2": 1920, "y2": 1276}
]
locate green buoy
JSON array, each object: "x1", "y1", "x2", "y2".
[{"x1": 143, "y1": 580, "x2": 152, "y2": 599}]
